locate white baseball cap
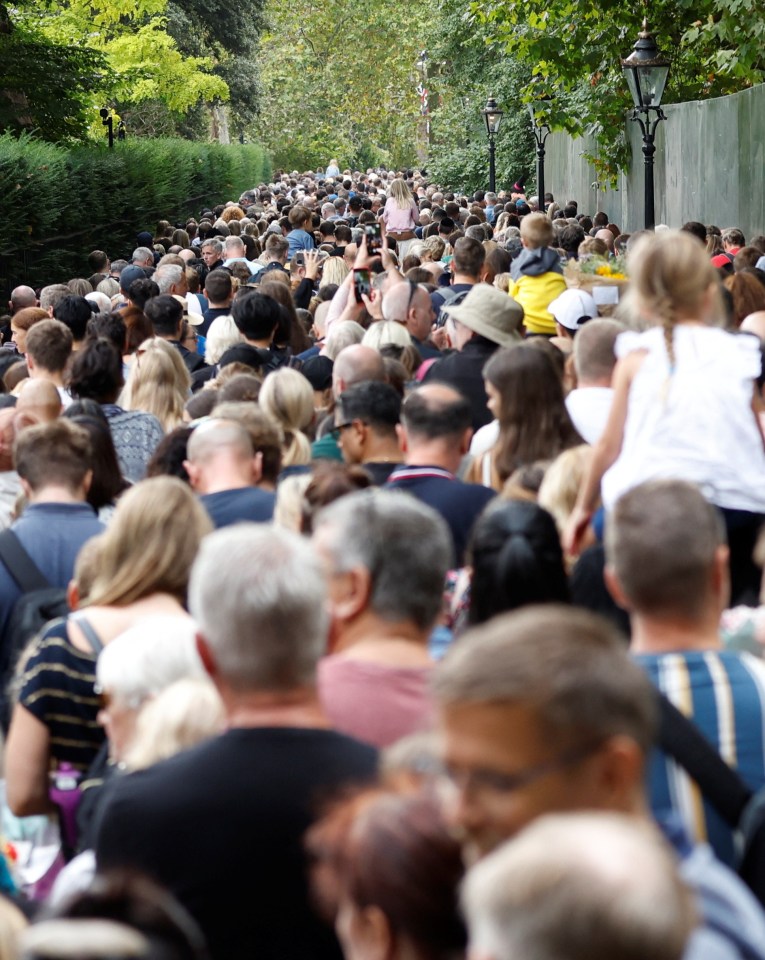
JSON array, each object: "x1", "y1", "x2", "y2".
[{"x1": 548, "y1": 289, "x2": 598, "y2": 332}]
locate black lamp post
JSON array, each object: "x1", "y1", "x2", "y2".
[
  {"x1": 527, "y1": 99, "x2": 551, "y2": 212},
  {"x1": 481, "y1": 97, "x2": 504, "y2": 193},
  {"x1": 621, "y1": 20, "x2": 670, "y2": 230},
  {"x1": 100, "y1": 107, "x2": 114, "y2": 149}
]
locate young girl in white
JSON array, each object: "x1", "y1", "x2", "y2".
[{"x1": 566, "y1": 229, "x2": 765, "y2": 602}]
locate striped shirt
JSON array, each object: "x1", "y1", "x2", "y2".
[
  {"x1": 636, "y1": 650, "x2": 765, "y2": 866},
  {"x1": 18, "y1": 618, "x2": 104, "y2": 772}
]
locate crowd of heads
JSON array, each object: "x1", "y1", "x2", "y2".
[{"x1": 0, "y1": 163, "x2": 763, "y2": 960}]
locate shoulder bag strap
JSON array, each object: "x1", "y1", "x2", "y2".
[
  {"x1": 0, "y1": 529, "x2": 51, "y2": 593},
  {"x1": 658, "y1": 691, "x2": 751, "y2": 827},
  {"x1": 70, "y1": 613, "x2": 104, "y2": 657}
]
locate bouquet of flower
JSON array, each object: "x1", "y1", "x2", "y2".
[{"x1": 563, "y1": 257, "x2": 629, "y2": 316}]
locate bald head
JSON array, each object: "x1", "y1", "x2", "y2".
[
  {"x1": 15, "y1": 379, "x2": 62, "y2": 424},
  {"x1": 187, "y1": 419, "x2": 253, "y2": 464},
  {"x1": 382, "y1": 282, "x2": 416, "y2": 323},
  {"x1": 10, "y1": 286, "x2": 37, "y2": 313},
  {"x1": 332, "y1": 344, "x2": 386, "y2": 397},
  {"x1": 184, "y1": 418, "x2": 256, "y2": 495},
  {"x1": 595, "y1": 228, "x2": 615, "y2": 252}
]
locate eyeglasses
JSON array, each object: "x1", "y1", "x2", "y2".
[
  {"x1": 331, "y1": 420, "x2": 355, "y2": 441},
  {"x1": 437, "y1": 741, "x2": 604, "y2": 799},
  {"x1": 406, "y1": 278, "x2": 418, "y2": 313}
]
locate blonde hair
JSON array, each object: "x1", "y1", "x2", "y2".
[
  {"x1": 538, "y1": 445, "x2": 593, "y2": 536},
  {"x1": 85, "y1": 477, "x2": 212, "y2": 607},
  {"x1": 423, "y1": 236, "x2": 446, "y2": 260},
  {"x1": 121, "y1": 338, "x2": 190, "y2": 431},
  {"x1": 73, "y1": 534, "x2": 106, "y2": 605},
  {"x1": 520, "y1": 213, "x2": 553, "y2": 250},
  {"x1": 494, "y1": 272, "x2": 512, "y2": 293},
  {"x1": 390, "y1": 178, "x2": 414, "y2": 210},
  {"x1": 125, "y1": 678, "x2": 224, "y2": 771},
  {"x1": 362, "y1": 320, "x2": 413, "y2": 351},
  {"x1": 319, "y1": 256, "x2": 349, "y2": 288},
  {"x1": 273, "y1": 473, "x2": 312, "y2": 531},
  {"x1": 628, "y1": 229, "x2": 722, "y2": 369},
  {"x1": 258, "y1": 367, "x2": 314, "y2": 466}
]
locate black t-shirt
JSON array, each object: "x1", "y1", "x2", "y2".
[
  {"x1": 361, "y1": 461, "x2": 400, "y2": 486},
  {"x1": 95, "y1": 727, "x2": 378, "y2": 960}
]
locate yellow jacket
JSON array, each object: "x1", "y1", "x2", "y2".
[{"x1": 510, "y1": 272, "x2": 567, "y2": 336}]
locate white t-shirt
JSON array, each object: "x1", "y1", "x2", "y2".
[
  {"x1": 602, "y1": 326, "x2": 765, "y2": 512},
  {"x1": 470, "y1": 419, "x2": 499, "y2": 456},
  {"x1": 565, "y1": 387, "x2": 614, "y2": 445}
]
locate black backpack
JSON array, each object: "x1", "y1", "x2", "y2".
[
  {"x1": 658, "y1": 692, "x2": 765, "y2": 906},
  {"x1": 0, "y1": 529, "x2": 70, "y2": 726}
]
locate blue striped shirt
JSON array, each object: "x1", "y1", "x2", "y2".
[{"x1": 636, "y1": 650, "x2": 765, "y2": 867}]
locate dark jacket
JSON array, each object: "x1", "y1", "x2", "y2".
[{"x1": 421, "y1": 336, "x2": 499, "y2": 431}]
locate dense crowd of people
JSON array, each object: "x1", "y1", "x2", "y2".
[{"x1": 0, "y1": 164, "x2": 765, "y2": 960}]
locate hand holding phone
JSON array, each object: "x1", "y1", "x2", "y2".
[{"x1": 353, "y1": 268, "x2": 372, "y2": 304}]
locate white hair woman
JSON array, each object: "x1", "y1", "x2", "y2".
[{"x1": 204, "y1": 314, "x2": 242, "y2": 365}]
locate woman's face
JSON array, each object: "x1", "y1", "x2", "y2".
[
  {"x1": 10, "y1": 323, "x2": 26, "y2": 355},
  {"x1": 485, "y1": 379, "x2": 501, "y2": 421}
]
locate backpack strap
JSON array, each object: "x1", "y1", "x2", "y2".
[
  {"x1": 657, "y1": 691, "x2": 752, "y2": 827},
  {"x1": 0, "y1": 529, "x2": 51, "y2": 594},
  {"x1": 71, "y1": 614, "x2": 104, "y2": 657}
]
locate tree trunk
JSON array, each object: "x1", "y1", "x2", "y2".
[{"x1": 210, "y1": 103, "x2": 230, "y2": 144}]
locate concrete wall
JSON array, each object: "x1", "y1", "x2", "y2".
[{"x1": 544, "y1": 83, "x2": 765, "y2": 236}]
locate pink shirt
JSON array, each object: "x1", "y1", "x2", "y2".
[
  {"x1": 318, "y1": 656, "x2": 433, "y2": 747},
  {"x1": 383, "y1": 197, "x2": 419, "y2": 233}
]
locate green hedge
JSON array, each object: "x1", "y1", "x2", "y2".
[{"x1": 0, "y1": 135, "x2": 271, "y2": 292}]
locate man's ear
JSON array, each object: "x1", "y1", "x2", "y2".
[
  {"x1": 184, "y1": 460, "x2": 201, "y2": 490},
  {"x1": 251, "y1": 451, "x2": 263, "y2": 485},
  {"x1": 604, "y1": 563, "x2": 631, "y2": 611},
  {"x1": 196, "y1": 633, "x2": 217, "y2": 680},
  {"x1": 395, "y1": 424, "x2": 408, "y2": 453},
  {"x1": 327, "y1": 565, "x2": 372, "y2": 626},
  {"x1": 458, "y1": 427, "x2": 473, "y2": 457}
]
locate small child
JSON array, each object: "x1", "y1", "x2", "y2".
[{"x1": 509, "y1": 212, "x2": 567, "y2": 336}]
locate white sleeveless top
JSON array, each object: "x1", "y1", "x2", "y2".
[{"x1": 601, "y1": 326, "x2": 765, "y2": 513}]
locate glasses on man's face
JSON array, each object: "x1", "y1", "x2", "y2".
[
  {"x1": 331, "y1": 421, "x2": 355, "y2": 442},
  {"x1": 437, "y1": 741, "x2": 604, "y2": 800}
]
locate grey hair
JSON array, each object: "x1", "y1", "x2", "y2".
[
  {"x1": 324, "y1": 321, "x2": 365, "y2": 361},
  {"x1": 223, "y1": 235, "x2": 244, "y2": 252},
  {"x1": 96, "y1": 617, "x2": 205, "y2": 708},
  {"x1": 155, "y1": 264, "x2": 183, "y2": 294},
  {"x1": 313, "y1": 489, "x2": 453, "y2": 630},
  {"x1": 201, "y1": 238, "x2": 224, "y2": 256},
  {"x1": 131, "y1": 246, "x2": 154, "y2": 263},
  {"x1": 462, "y1": 812, "x2": 695, "y2": 960},
  {"x1": 189, "y1": 524, "x2": 329, "y2": 691}
]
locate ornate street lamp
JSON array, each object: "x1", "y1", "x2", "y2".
[
  {"x1": 621, "y1": 20, "x2": 670, "y2": 229},
  {"x1": 481, "y1": 97, "x2": 504, "y2": 193},
  {"x1": 527, "y1": 96, "x2": 551, "y2": 212}
]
